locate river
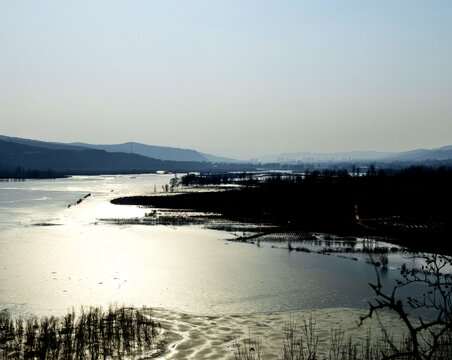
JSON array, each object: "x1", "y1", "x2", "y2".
[{"x1": 0, "y1": 174, "x2": 420, "y2": 318}]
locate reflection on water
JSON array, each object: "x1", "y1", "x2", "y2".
[{"x1": 0, "y1": 174, "x2": 425, "y2": 317}]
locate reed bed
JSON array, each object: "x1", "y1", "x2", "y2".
[
  {"x1": 0, "y1": 305, "x2": 162, "y2": 360},
  {"x1": 235, "y1": 317, "x2": 452, "y2": 360}
]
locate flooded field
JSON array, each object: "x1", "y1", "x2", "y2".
[
  {"x1": 0, "y1": 174, "x2": 443, "y2": 359},
  {"x1": 0, "y1": 174, "x2": 426, "y2": 318}
]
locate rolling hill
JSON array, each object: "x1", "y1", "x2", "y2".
[
  {"x1": 71, "y1": 142, "x2": 210, "y2": 162},
  {"x1": 1, "y1": 134, "x2": 451, "y2": 176},
  {"x1": 0, "y1": 135, "x2": 218, "y2": 163},
  {"x1": 0, "y1": 138, "x2": 214, "y2": 174}
]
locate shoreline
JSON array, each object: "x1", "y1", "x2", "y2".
[
  {"x1": 150, "y1": 306, "x2": 408, "y2": 359},
  {"x1": 0, "y1": 304, "x2": 410, "y2": 360},
  {"x1": 105, "y1": 196, "x2": 435, "y2": 274},
  {"x1": 110, "y1": 191, "x2": 451, "y2": 256}
]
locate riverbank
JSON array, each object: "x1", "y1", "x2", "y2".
[{"x1": 111, "y1": 172, "x2": 452, "y2": 255}]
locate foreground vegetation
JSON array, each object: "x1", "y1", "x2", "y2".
[
  {"x1": 235, "y1": 254, "x2": 452, "y2": 360},
  {"x1": 2, "y1": 254, "x2": 452, "y2": 359},
  {"x1": 235, "y1": 320, "x2": 452, "y2": 360},
  {"x1": 0, "y1": 305, "x2": 162, "y2": 360}
]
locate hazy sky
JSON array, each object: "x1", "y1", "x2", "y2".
[{"x1": 1, "y1": 1, "x2": 451, "y2": 159}]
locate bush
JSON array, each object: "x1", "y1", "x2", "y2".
[{"x1": 361, "y1": 254, "x2": 452, "y2": 359}]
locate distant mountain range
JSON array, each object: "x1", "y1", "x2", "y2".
[
  {"x1": 256, "y1": 146, "x2": 452, "y2": 163},
  {"x1": 0, "y1": 135, "x2": 224, "y2": 174},
  {"x1": 387, "y1": 146, "x2": 452, "y2": 162},
  {"x1": 0, "y1": 134, "x2": 451, "y2": 177},
  {"x1": 70, "y1": 142, "x2": 241, "y2": 163},
  {"x1": 256, "y1": 151, "x2": 396, "y2": 163},
  {"x1": 0, "y1": 134, "x2": 239, "y2": 165},
  {"x1": 71, "y1": 142, "x2": 209, "y2": 162}
]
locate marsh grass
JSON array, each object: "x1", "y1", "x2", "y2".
[
  {"x1": 0, "y1": 305, "x2": 161, "y2": 360},
  {"x1": 279, "y1": 317, "x2": 318, "y2": 360},
  {"x1": 234, "y1": 317, "x2": 452, "y2": 360},
  {"x1": 234, "y1": 333, "x2": 261, "y2": 360}
]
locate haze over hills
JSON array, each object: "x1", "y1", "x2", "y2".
[
  {"x1": 1, "y1": 135, "x2": 452, "y2": 177},
  {"x1": 387, "y1": 146, "x2": 452, "y2": 162},
  {"x1": 0, "y1": 138, "x2": 216, "y2": 174},
  {"x1": 0, "y1": 134, "x2": 86, "y2": 152},
  {"x1": 2, "y1": 1, "x2": 451, "y2": 174},
  {"x1": 256, "y1": 151, "x2": 397, "y2": 163},
  {"x1": 71, "y1": 142, "x2": 242, "y2": 163},
  {"x1": 71, "y1": 142, "x2": 209, "y2": 162},
  {"x1": 256, "y1": 146, "x2": 452, "y2": 164},
  {"x1": 0, "y1": 135, "x2": 238, "y2": 164},
  {"x1": 198, "y1": 152, "x2": 242, "y2": 164},
  {"x1": 0, "y1": 135, "x2": 258, "y2": 176}
]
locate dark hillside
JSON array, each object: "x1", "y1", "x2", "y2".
[
  {"x1": 0, "y1": 134, "x2": 85, "y2": 151},
  {"x1": 72, "y1": 142, "x2": 209, "y2": 162},
  {"x1": 0, "y1": 139, "x2": 213, "y2": 174}
]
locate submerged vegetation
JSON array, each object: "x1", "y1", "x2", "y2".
[
  {"x1": 234, "y1": 254, "x2": 452, "y2": 360},
  {"x1": 2, "y1": 255, "x2": 451, "y2": 359},
  {"x1": 0, "y1": 305, "x2": 162, "y2": 360},
  {"x1": 1, "y1": 166, "x2": 451, "y2": 358},
  {"x1": 112, "y1": 166, "x2": 452, "y2": 255},
  {"x1": 67, "y1": 193, "x2": 91, "y2": 208},
  {"x1": 235, "y1": 321, "x2": 452, "y2": 360}
]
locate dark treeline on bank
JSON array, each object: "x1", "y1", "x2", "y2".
[
  {"x1": 113, "y1": 166, "x2": 452, "y2": 254},
  {"x1": 0, "y1": 167, "x2": 66, "y2": 180}
]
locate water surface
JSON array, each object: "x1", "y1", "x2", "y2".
[{"x1": 0, "y1": 175, "x2": 421, "y2": 317}]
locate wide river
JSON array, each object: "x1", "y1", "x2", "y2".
[{"x1": 0, "y1": 174, "x2": 419, "y2": 317}]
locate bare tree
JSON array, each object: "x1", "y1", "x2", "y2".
[{"x1": 360, "y1": 254, "x2": 452, "y2": 359}]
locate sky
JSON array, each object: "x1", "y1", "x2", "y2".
[{"x1": 0, "y1": 1, "x2": 451, "y2": 159}]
